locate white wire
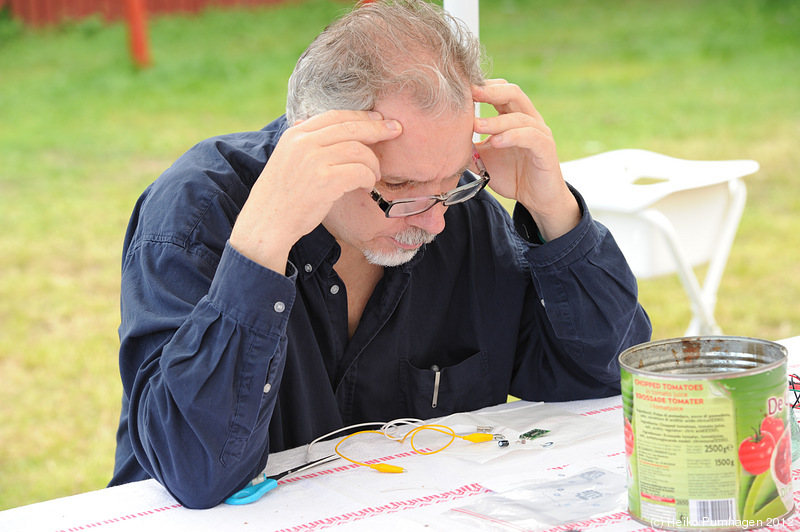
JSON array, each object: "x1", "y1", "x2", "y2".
[
  {"x1": 377, "y1": 418, "x2": 426, "y2": 441},
  {"x1": 304, "y1": 417, "x2": 424, "y2": 461}
]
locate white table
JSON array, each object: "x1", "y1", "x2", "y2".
[{"x1": 3, "y1": 336, "x2": 800, "y2": 532}]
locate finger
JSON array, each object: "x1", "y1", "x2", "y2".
[
  {"x1": 294, "y1": 110, "x2": 402, "y2": 146},
  {"x1": 323, "y1": 162, "x2": 381, "y2": 196},
  {"x1": 484, "y1": 125, "x2": 556, "y2": 153},
  {"x1": 470, "y1": 79, "x2": 507, "y2": 101},
  {"x1": 292, "y1": 109, "x2": 382, "y2": 131},
  {"x1": 316, "y1": 141, "x2": 383, "y2": 180},
  {"x1": 473, "y1": 112, "x2": 542, "y2": 136},
  {"x1": 473, "y1": 82, "x2": 541, "y2": 121},
  {"x1": 312, "y1": 118, "x2": 401, "y2": 148}
]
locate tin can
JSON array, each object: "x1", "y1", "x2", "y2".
[{"x1": 620, "y1": 336, "x2": 793, "y2": 530}]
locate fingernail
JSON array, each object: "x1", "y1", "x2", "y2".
[
  {"x1": 385, "y1": 120, "x2": 401, "y2": 131},
  {"x1": 368, "y1": 111, "x2": 383, "y2": 120},
  {"x1": 477, "y1": 118, "x2": 488, "y2": 128}
]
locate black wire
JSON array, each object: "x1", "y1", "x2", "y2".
[{"x1": 789, "y1": 374, "x2": 800, "y2": 408}]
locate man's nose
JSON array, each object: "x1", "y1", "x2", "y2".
[{"x1": 407, "y1": 202, "x2": 447, "y2": 235}]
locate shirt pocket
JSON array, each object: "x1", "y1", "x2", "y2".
[{"x1": 399, "y1": 351, "x2": 491, "y2": 419}]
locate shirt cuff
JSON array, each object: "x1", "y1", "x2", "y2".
[
  {"x1": 512, "y1": 204, "x2": 547, "y2": 245},
  {"x1": 512, "y1": 183, "x2": 588, "y2": 245},
  {"x1": 207, "y1": 241, "x2": 297, "y2": 333},
  {"x1": 512, "y1": 185, "x2": 600, "y2": 268}
]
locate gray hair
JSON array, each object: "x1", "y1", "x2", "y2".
[{"x1": 286, "y1": 0, "x2": 488, "y2": 123}]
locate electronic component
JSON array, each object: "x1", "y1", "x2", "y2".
[{"x1": 519, "y1": 428, "x2": 550, "y2": 441}]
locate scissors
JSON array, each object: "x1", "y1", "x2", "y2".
[{"x1": 224, "y1": 454, "x2": 338, "y2": 505}]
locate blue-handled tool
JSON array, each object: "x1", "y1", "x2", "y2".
[{"x1": 224, "y1": 454, "x2": 338, "y2": 505}]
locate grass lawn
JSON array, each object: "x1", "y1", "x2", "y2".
[{"x1": 1, "y1": 0, "x2": 798, "y2": 510}]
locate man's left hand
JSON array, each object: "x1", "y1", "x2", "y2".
[{"x1": 472, "y1": 80, "x2": 581, "y2": 241}]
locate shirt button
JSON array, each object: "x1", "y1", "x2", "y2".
[
  {"x1": 263, "y1": 383, "x2": 272, "y2": 394},
  {"x1": 304, "y1": 263, "x2": 313, "y2": 273},
  {"x1": 274, "y1": 301, "x2": 286, "y2": 313},
  {"x1": 330, "y1": 285, "x2": 340, "y2": 295}
]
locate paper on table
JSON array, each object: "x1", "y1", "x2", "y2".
[
  {"x1": 426, "y1": 402, "x2": 618, "y2": 464},
  {"x1": 448, "y1": 467, "x2": 628, "y2": 531}
]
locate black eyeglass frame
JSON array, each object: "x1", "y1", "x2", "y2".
[{"x1": 370, "y1": 145, "x2": 491, "y2": 218}]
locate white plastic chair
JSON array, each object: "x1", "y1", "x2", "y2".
[{"x1": 561, "y1": 149, "x2": 758, "y2": 336}]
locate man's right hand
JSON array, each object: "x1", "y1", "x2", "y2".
[{"x1": 229, "y1": 110, "x2": 402, "y2": 272}]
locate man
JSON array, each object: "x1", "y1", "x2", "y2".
[{"x1": 110, "y1": 0, "x2": 651, "y2": 509}]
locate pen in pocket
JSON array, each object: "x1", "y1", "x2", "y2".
[{"x1": 431, "y1": 365, "x2": 441, "y2": 408}]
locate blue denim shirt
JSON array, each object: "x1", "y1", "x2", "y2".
[{"x1": 109, "y1": 116, "x2": 651, "y2": 508}]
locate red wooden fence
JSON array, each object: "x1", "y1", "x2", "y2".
[{"x1": 2, "y1": 0, "x2": 289, "y2": 27}]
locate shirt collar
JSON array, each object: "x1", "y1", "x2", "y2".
[{"x1": 294, "y1": 225, "x2": 340, "y2": 280}]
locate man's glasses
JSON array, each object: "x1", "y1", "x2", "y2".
[{"x1": 370, "y1": 145, "x2": 490, "y2": 218}]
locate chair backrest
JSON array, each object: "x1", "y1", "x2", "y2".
[{"x1": 561, "y1": 149, "x2": 758, "y2": 279}]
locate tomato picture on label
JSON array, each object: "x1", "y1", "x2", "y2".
[
  {"x1": 624, "y1": 417, "x2": 634, "y2": 457},
  {"x1": 760, "y1": 415, "x2": 784, "y2": 443},
  {"x1": 739, "y1": 429, "x2": 775, "y2": 476},
  {"x1": 773, "y1": 432, "x2": 791, "y2": 485}
]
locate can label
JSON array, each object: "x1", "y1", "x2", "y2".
[{"x1": 622, "y1": 365, "x2": 793, "y2": 529}]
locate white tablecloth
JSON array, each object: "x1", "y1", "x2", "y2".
[{"x1": 3, "y1": 336, "x2": 799, "y2": 532}]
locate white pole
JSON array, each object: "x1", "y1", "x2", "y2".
[
  {"x1": 443, "y1": 0, "x2": 481, "y2": 130},
  {"x1": 443, "y1": 0, "x2": 479, "y2": 40}
]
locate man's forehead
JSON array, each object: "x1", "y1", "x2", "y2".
[
  {"x1": 372, "y1": 98, "x2": 474, "y2": 181},
  {"x1": 379, "y1": 153, "x2": 472, "y2": 184},
  {"x1": 373, "y1": 93, "x2": 472, "y2": 127},
  {"x1": 375, "y1": 133, "x2": 473, "y2": 180}
]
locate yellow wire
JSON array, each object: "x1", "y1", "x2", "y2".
[
  {"x1": 402, "y1": 424, "x2": 456, "y2": 455},
  {"x1": 334, "y1": 430, "x2": 406, "y2": 473},
  {"x1": 334, "y1": 424, "x2": 493, "y2": 471},
  {"x1": 334, "y1": 430, "x2": 383, "y2": 468}
]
